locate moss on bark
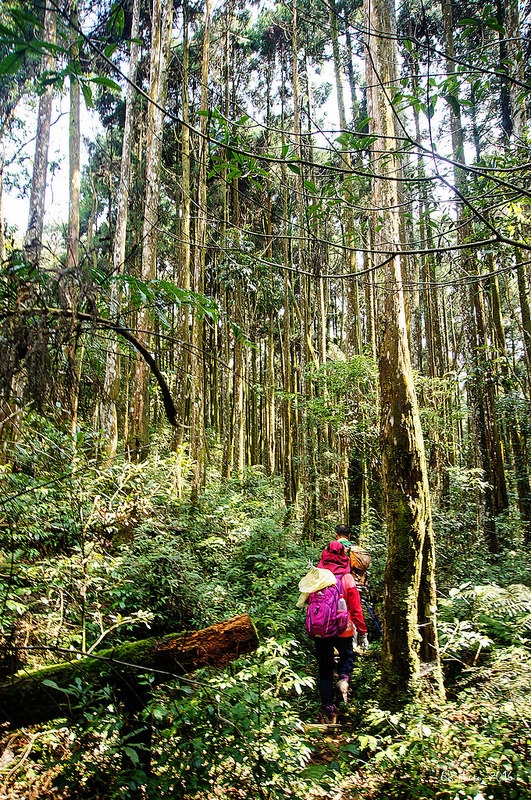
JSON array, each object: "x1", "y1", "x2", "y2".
[{"x1": 0, "y1": 614, "x2": 259, "y2": 730}]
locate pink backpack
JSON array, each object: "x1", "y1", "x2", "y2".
[{"x1": 305, "y1": 576, "x2": 348, "y2": 638}]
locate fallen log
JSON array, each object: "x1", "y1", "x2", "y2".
[{"x1": 0, "y1": 614, "x2": 259, "y2": 730}]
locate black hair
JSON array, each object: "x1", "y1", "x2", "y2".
[{"x1": 335, "y1": 524, "x2": 351, "y2": 538}]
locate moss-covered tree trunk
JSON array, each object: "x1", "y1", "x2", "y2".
[
  {"x1": 0, "y1": 615, "x2": 258, "y2": 730},
  {"x1": 364, "y1": 0, "x2": 444, "y2": 707}
]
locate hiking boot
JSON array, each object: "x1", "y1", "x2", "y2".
[
  {"x1": 322, "y1": 704, "x2": 337, "y2": 724},
  {"x1": 337, "y1": 674, "x2": 349, "y2": 703}
]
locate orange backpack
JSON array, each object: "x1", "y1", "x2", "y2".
[{"x1": 338, "y1": 539, "x2": 372, "y2": 591}]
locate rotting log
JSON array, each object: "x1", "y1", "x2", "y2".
[{"x1": 0, "y1": 614, "x2": 259, "y2": 730}]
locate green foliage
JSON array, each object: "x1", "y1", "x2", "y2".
[
  {"x1": 433, "y1": 465, "x2": 494, "y2": 577},
  {"x1": 303, "y1": 356, "x2": 379, "y2": 462},
  {"x1": 144, "y1": 639, "x2": 315, "y2": 799},
  {"x1": 0, "y1": 6, "x2": 62, "y2": 77},
  {"x1": 439, "y1": 582, "x2": 531, "y2": 652},
  {"x1": 29, "y1": 675, "x2": 155, "y2": 798},
  {"x1": 338, "y1": 665, "x2": 531, "y2": 799},
  {"x1": 107, "y1": 275, "x2": 220, "y2": 326},
  {"x1": 15, "y1": 642, "x2": 315, "y2": 800},
  {"x1": 1, "y1": 409, "x2": 531, "y2": 799}
]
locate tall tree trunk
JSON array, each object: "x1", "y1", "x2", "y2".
[
  {"x1": 265, "y1": 311, "x2": 276, "y2": 475},
  {"x1": 292, "y1": 3, "x2": 317, "y2": 537},
  {"x1": 279, "y1": 43, "x2": 297, "y2": 509},
  {"x1": 515, "y1": 245, "x2": 531, "y2": 392},
  {"x1": 365, "y1": 0, "x2": 444, "y2": 707},
  {"x1": 24, "y1": 0, "x2": 56, "y2": 265},
  {"x1": 496, "y1": 0, "x2": 525, "y2": 140},
  {"x1": 441, "y1": 0, "x2": 507, "y2": 550},
  {"x1": 232, "y1": 286, "x2": 245, "y2": 475},
  {"x1": 173, "y1": 0, "x2": 191, "y2": 449},
  {"x1": 63, "y1": 0, "x2": 83, "y2": 435},
  {"x1": 101, "y1": 0, "x2": 141, "y2": 463},
  {"x1": 189, "y1": 0, "x2": 211, "y2": 499},
  {"x1": 126, "y1": 0, "x2": 173, "y2": 461},
  {"x1": 489, "y1": 260, "x2": 531, "y2": 542}
]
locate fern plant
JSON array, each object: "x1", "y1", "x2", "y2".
[{"x1": 439, "y1": 582, "x2": 531, "y2": 649}]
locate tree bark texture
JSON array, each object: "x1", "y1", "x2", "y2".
[
  {"x1": 101, "y1": 0, "x2": 141, "y2": 462},
  {"x1": 127, "y1": 0, "x2": 173, "y2": 461},
  {"x1": 0, "y1": 615, "x2": 258, "y2": 730},
  {"x1": 365, "y1": 0, "x2": 444, "y2": 706},
  {"x1": 24, "y1": 0, "x2": 56, "y2": 264}
]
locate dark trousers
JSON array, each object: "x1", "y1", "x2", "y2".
[{"x1": 314, "y1": 636, "x2": 355, "y2": 707}]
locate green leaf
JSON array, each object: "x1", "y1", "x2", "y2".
[
  {"x1": 0, "y1": 51, "x2": 24, "y2": 75},
  {"x1": 10, "y1": 8, "x2": 43, "y2": 28},
  {"x1": 444, "y1": 93, "x2": 461, "y2": 116},
  {"x1": 27, "y1": 40, "x2": 64, "y2": 57},
  {"x1": 0, "y1": 23, "x2": 16, "y2": 37},
  {"x1": 123, "y1": 746, "x2": 140, "y2": 765},
  {"x1": 335, "y1": 132, "x2": 351, "y2": 147},
  {"x1": 90, "y1": 76, "x2": 121, "y2": 93},
  {"x1": 108, "y1": 4, "x2": 125, "y2": 36},
  {"x1": 230, "y1": 321, "x2": 251, "y2": 346},
  {"x1": 484, "y1": 18, "x2": 505, "y2": 34},
  {"x1": 104, "y1": 43, "x2": 118, "y2": 59},
  {"x1": 81, "y1": 82, "x2": 94, "y2": 108},
  {"x1": 341, "y1": 743, "x2": 360, "y2": 755},
  {"x1": 42, "y1": 679, "x2": 78, "y2": 696},
  {"x1": 287, "y1": 161, "x2": 300, "y2": 175}
]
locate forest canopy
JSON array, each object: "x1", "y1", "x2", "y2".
[{"x1": 0, "y1": 0, "x2": 530, "y2": 797}]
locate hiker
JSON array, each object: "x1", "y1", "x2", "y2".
[
  {"x1": 334, "y1": 523, "x2": 351, "y2": 542},
  {"x1": 334, "y1": 523, "x2": 372, "y2": 595},
  {"x1": 313, "y1": 540, "x2": 368, "y2": 722}
]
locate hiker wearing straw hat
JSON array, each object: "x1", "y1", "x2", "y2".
[{"x1": 299, "y1": 540, "x2": 368, "y2": 723}]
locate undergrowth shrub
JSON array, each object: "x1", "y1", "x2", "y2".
[
  {"x1": 438, "y1": 582, "x2": 531, "y2": 679},
  {"x1": 336, "y1": 645, "x2": 531, "y2": 799},
  {"x1": 5, "y1": 410, "x2": 531, "y2": 800},
  {"x1": 11, "y1": 641, "x2": 316, "y2": 800},
  {"x1": 146, "y1": 639, "x2": 316, "y2": 799}
]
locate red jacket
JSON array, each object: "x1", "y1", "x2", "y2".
[
  {"x1": 339, "y1": 572, "x2": 367, "y2": 637},
  {"x1": 317, "y1": 541, "x2": 367, "y2": 637}
]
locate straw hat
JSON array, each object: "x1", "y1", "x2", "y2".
[{"x1": 296, "y1": 566, "x2": 336, "y2": 607}]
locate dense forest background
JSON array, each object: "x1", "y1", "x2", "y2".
[{"x1": 1, "y1": 0, "x2": 531, "y2": 797}]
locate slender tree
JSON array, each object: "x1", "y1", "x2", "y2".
[
  {"x1": 24, "y1": 0, "x2": 56, "y2": 265},
  {"x1": 126, "y1": 0, "x2": 173, "y2": 461},
  {"x1": 101, "y1": 0, "x2": 141, "y2": 463},
  {"x1": 61, "y1": 0, "x2": 83, "y2": 434},
  {"x1": 189, "y1": 0, "x2": 212, "y2": 498}
]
